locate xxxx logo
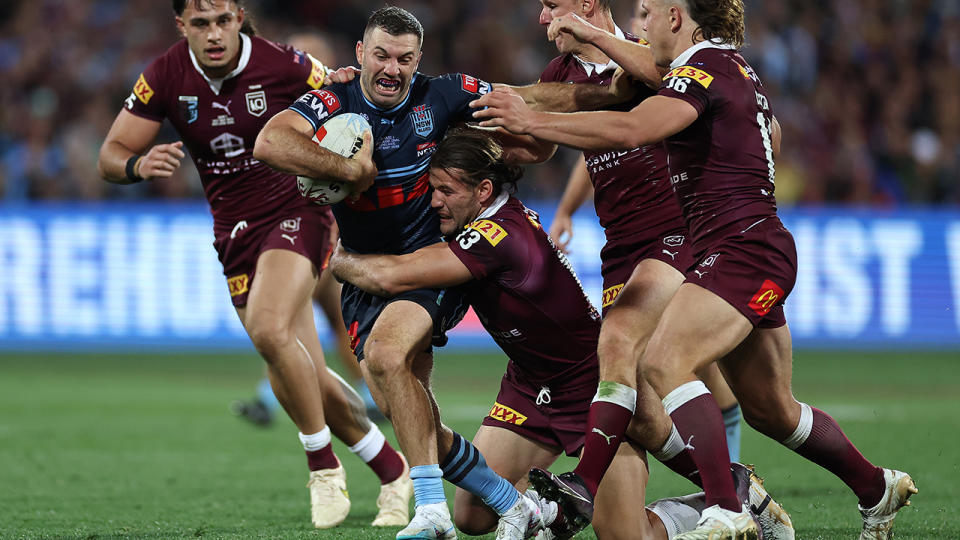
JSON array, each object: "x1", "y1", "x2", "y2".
[
  {"x1": 488, "y1": 402, "x2": 527, "y2": 425},
  {"x1": 602, "y1": 284, "x2": 624, "y2": 308},
  {"x1": 227, "y1": 274, "x2": 249, "y2": 297}
]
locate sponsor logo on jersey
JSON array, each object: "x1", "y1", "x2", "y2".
[
  {"x1": 416, "y1": 141, "x2": 437, "y2": 157},
  {"x1": 133, "y1": 74, "x2": 154, "y2": 105},
  {"x1": 700, "y1": 253, "x2": 719, "y2": 267},
  {"x1": 245, "y1": 90, "x2": 267, "y2": 117},
  {"x1": 227, "y1": 274, "x2": 249, "y2": 297},
  {"x1": 410, "y1": 104, "x2": 434, "y2": 138},
  {"x1": 468, "y1": 219, "x2": 508, "y2": 246},
  {"x1": 210, "y1": 132, "x2": 245, "y2": 158},
  {"x1": 663, "y1": 66, "x2": 714, "y2": 88},
  {"x1": 306, "y1": 54, "x2": 326, "y2": 89},
  {"x1": 280, "y1": 217, "x2": 301, "y2": 233},
  {"x1": 307, "y1": 89, "x2": 341, "y2": 119},
  {"x1": 602, "y1": 283, "x2": 624, "y2": 307},
  {"x1": 211, "y1": 99, "x2": 235, "y2": 126},
  {"x1": 461, "y1": 74, "x2": 480, "y2": 93},
  {"x1": 488, "y1": 402, "x2": 527, "y2": 425},
  {"x1": 663, "y1": 235, "x2": 685, "y2": 247},
  {"x1": 178, "y1": 96, "x2": 198, "y2": 124},
  {"x1": 748, "y1": 279, "x2": 785, "y2": 316}
]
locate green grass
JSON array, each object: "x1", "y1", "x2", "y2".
[{"x1": 0, "y1": 350, "x2": 957, "y2": 539}]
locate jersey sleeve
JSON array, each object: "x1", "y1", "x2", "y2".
[
  {"x1": 279, "y1": 42, "x2": 329, "y2": 92},
  {"x1": 657, "y1": 64, "x2": 716, "y2": 115},
  {"x1": 288, "y1": 87, "x2": 347, "y2": 132},
  {"x1": 434, "y1": 73, "x2": 493, "y2": 123},
  {"x1": 123, "y1": 58, "x2": 166, "y2": 121},
  {"x1": 447, "y1": 218, "x2": 517, "y2": 280}
]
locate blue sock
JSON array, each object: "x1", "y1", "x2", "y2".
[
  {"x1": 358, "y1": 379, "x2": 378, "y2": 411},
  {"x1": 440, "y1": 432, "x2": 518, "y2": 514},
  {"x1": 410, "y1": 464, "x2": 446, "y2": 506},
  {"x1": 256, "y1": 377, "x2": 281, "y2": 413},
  {"x1": 722, "y1": 404, "x2": 742, "y2": 462}
]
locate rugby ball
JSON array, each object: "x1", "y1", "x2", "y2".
[{"x1": 297, "y1": 112, "x2": 371, "y2": 206}]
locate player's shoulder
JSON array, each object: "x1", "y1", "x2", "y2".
[
  {"x1": 540, "y1": 54, "x2": 577, "y2": 83},
  {"x1": 678, "y1": 46, "x2": 753, "y2": 84},
  {"x1": 425, "y1": 72, "x2": 492, "y2": 98},
  {"x1": 146, "y1": 39, "x2": 190, "y2": 77}
]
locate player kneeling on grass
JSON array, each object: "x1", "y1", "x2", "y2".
[{"x1": 330, "y1": 129, "x2": 789, "y2": 540}]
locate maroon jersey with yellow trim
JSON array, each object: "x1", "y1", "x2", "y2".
[
  {"x1": 124, "y1": 34, "x2": 328, "y2": 225},
  {"x1": 657, "y1": 43, "x2": 779, "y2": 253},
  {"x1": 539, "y1": 34, "x2": 684, "y2": 242},
  {"x1": 448, "y1": 196, "x2": 601, "y2": 383}
]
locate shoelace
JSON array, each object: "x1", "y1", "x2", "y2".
[{"x1": 536, "y1": 386, "x2": 551, "y2": 406}]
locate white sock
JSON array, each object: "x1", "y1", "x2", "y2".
[
  {"x1": 652, "y1": 424, "x2": 686, "y2": 462},
  {"x1": 348, "y1": 424, "x2": 387, "y2": 462},
  {"x1": 647, "y1": 494, "x2": 705, "y2": 539},
  {"x1": 781, "y1": 402, "x2": 813, "y2": 449},
  {"x1": 298, "y1": 426, "x2": 332, "y2": 452},
  {"x1": 662, "y1": 381, "x2": 711, "y2": 415},
  {"x1": 592, "y1": 380, "x2": 638, "y2": 411}
]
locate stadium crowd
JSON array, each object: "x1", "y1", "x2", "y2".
[{"x1": 1, "y1": 0, "x2": 958, "y2": 204}]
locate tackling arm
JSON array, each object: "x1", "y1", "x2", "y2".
[
  {"x1": 254, "y1": 110, "x2": 376, "y2": 192},
  {"x1": 98, "y1": 110, "x2": 184, "y2": 184},
  {"x1": 329, "y1": 242, "x2": 474, "y2": 297}
]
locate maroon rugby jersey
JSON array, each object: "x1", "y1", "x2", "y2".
[
  {"x1": 448, "y1": 196, "x2": 601, "y2": 382},
  {"x1": 124, "y1": 33, "x2": 328, "y2": 225},
  {"x1": 657, "y1": 41, "x2": 779, "y2": 252},
  {"x1": 539, "y1": 31, "x2": 684, "y2": 241}
]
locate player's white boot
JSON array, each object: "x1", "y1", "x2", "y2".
[
  {"x1": 396, "y1": 502, "x2": 457, "y2": 540},
  {"x1": 495, "y1": 491, "x2": 544, "y2": 540},
  {"x1": 744, "y1": 466, "x2": 794, "y2": 540},
  {"x1": 858, "y1": 469, "x2": 918, "y2": 540},
  {"x1": 675, "y1": 504, "x2": 759, "y2": 540},
  {"x1": 373, "y1": 454, "x2": 413, "y2": 526},
  {"x1": 307, "y1": 460, "x2": 350, "y2": 528}
]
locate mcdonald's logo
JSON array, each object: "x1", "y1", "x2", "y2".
[{"x1": 748, "y1": 279, "x2": 785, "y2": 316}]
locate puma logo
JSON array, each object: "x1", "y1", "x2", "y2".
[
  {"x1": 230, "y1": 220, "x2": 248, "y2": 239},
  {"x1": 694, "y1": 270, "x2": 708, "y2": 279},
  {"x1": 282, "y1": 234, "x2": 297, "y2": 245},
  {"x1": 684, "y1": 435, "x2": 696, "y2": 451},
  {"x1": 592, "y1": 428, "x2": 617, "y2": 445},
  {"x1": 212, "y1": 100, "x2": 232, "y2": 114},
  {"x1": 662, "y1": 249, "x2": 678, "y2": 260}
]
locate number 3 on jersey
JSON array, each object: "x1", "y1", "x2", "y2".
[{"x1": 457, "y1": 228, "x2": 481, "y2": 249}]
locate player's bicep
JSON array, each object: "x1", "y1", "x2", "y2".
[
  {"x1": 629, "y1": 95, "x2": 699, "y2": 144},
  {"x1": 102, "y1": 109, "x2": 163, "y2": 155}
]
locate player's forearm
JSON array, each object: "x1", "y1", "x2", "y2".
[
  {"x1": 254, "y1": 125, "x2": 362, "y2": 184},
  {"x1": 330, "y1": 252, "x2": 394, "y2": 297},
  {"x1": 510, "y1": 82, "x2": 623, "y2": 113},
  {"x1": 97, "y1": 140, "x2": 143, "y2": 184},
  {"x1": 525, "y1": 110, "x2": 649, "y2": 151},
  {"x1": 591, "y1": 33, "x2": 661, "y2": 89}
]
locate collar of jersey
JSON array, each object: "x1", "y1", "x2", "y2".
[
  {"x1": 188, "y1": 32, "x2": 252, "y2": 95},
  {"x1": 669, "y1": 38, "x2": 735, "y2": 69},
  {"x1": 574, "y1": 25, "x2": 624, "y2": 76},
  {"x1": 476, "y1": 192, "x2": 510, "y2": 220},
  {"x1": 359, "y1": 73, "x2": 418, "y2": 114}
]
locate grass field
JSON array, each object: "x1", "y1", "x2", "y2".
[{"x1": 0, "y1": 349, "x2": 957, "y2": 539}]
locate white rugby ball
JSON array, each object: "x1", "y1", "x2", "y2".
[{"x1": 297, "y1": 112, "x2": 371, "y2": 206}]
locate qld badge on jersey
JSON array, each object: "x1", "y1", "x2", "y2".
[
  {"x1": 245, "y1": 90, "x2": 267, "y2": 117},
  {"x1": 410, "y1": 104, "x2": 434, "y2": 138},
  {"x1": 178, "y1": 95, "x2": 198, "y2": 123}
]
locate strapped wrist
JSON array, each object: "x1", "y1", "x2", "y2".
[{"x1": 125, "y1": 155, "x2": 144, "y2": 183}]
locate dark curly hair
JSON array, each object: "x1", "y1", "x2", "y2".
[
  {"x1": 685, "y1": 0, "x2": 744, "y2": 48},
  {"x1": 430, "y1": 129, "x2": 522, "y2": 197},
  {"x1": 172, "y1": 0, "x2": 257, "y2": 36}
]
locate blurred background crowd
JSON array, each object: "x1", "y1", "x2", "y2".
[{"x1": 1, "y1": 0, "x2": 958, "y2": 205}]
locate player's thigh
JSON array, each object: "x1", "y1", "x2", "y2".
[
  {"x1": 642, "y1": 283, "x2": 754, "y2": 389},
  {"x1": 453, "y1": 425, "x2": 561, "y2": 511},
  {"x1": 245, "y1": 249, "x2": 317, "y2": 328},
  {"x1": 600, "y1": 258, "x2": 684, "y2": 356},
  {"x1": 719, "y1": 324, "x2": 797, "y2": 438},
  {"x1": 593, "y1": 442, "x2": 654, "y2": 540},
  {"x1": 364, "y1": 300, "x2": 434, "y2": 372}
]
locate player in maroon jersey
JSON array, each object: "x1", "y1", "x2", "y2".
[
  {"x1": 96, "y1": 0, "x2": 410, "y2": 529},
  {"x1": 536, "y1": 0, "x2": 748, "y2": 507},
  {"x1": 474, "y1": 0, "x2": 917, "y2": 538}
]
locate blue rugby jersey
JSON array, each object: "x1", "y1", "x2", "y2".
[{"x1": 289, "y1": 73, "x2": 491, "y2": 254}]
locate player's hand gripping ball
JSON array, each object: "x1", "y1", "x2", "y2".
[{"x1": 297, "y1": 112, "x2": 372, "y2": 205}]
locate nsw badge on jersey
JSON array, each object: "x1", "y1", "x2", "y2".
[
  {"x1": 178, "y1": 96, "x2": 198, "y2": 123},
  {"x1": 410, "y1": 104, "x2": 434, "y2": 138}
]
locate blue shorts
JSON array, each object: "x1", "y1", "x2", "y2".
[{"x1": 341, "y1": 283, "x2": 469, "y2": 360}]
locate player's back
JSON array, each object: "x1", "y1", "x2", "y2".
[
  {"x1": 539, "y1": 33, "x2": 681, "y2": 242},
  {"x1": 125, "y1": 34, "x2": 327, "y2": 225},
  {"x1": 658, "y1": 44, "x2": 779, "y2": 251},
  {"x1": 449, "y1": 196, "x2": 601, "y2": 382},
  {"x1": 289, "y1": 73, "x2": 493, "y2": 255}
]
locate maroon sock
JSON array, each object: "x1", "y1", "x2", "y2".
[
  {"x1": 661, "y1": 449, "x2": 702, "y2": 488},
  {"x1": 670, "y1": 394, "x2": 739, "y2": 511},
  {"x1": 794, "y1": 407, "x2": 885, "y2": 507},
  {"x1": 306, "y1": 445, "x2": 339, "y2": 471},
  {"x1": 573, "y1": 400, "x2": 635, "y2": 496},
  {"x1": 366, "y1": 441, "x2": 405, "y2": 484}
]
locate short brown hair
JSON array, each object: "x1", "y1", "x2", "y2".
[
  {"x1": 430, "y1": 129, "x2": 522, "y2": 197},
  {"x1": 685, "y1": 0, "x2": 744, "y2": 48}
]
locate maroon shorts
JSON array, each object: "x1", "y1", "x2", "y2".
[
  {"x1": 213, "y1": 206, "x2": 334, "y2": 307},
  {"x1": 685, "y1": 218, "x2": 797, "y2": 328},
  {"x1": 481, "y1": 362, "x2": 599, "y2": 457},
  {"x1": 599, "y1": 228, "x2": 694, "y2": 315}
]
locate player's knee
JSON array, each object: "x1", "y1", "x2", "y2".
[
  {"x1": 739, "y1": 397, "x2": 796, "y2": 439},
  {"x1": 598, "y1": 322, "x2": 641, "y2": 367},
  {"x1": 362, "y1": 340, "x2": 410, "y2": 379},
  {"x1": 452, "y1": 507, "x2": 496, "y2": 536},
  {"x1": 246, "y1": 316, "x2": 294, "y2": 360}
]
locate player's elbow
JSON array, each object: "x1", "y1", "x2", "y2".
[{"x1": 252, "y1": 129, "x2": 277, "y2": 164}]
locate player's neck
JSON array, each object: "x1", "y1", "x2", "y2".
[{"x1": 573, "y1": 13, "x2": 616, "y2": 66}]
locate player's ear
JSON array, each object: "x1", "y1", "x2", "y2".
[
  {"x1": 175, "y1": 16, "x2": 186, "y2": 38},
  {"x1": 236, "y1": 7, "x2": 244, "y2": 27},
  {"x1": 355, "y1": 41, "x2": 364, "y2": 65},
  {"x1": 581, "y1": 0, "x2": 595, "y2": 16},
  {"x1": 477, "y1": 178, "x2": 494, "y2": 203}
]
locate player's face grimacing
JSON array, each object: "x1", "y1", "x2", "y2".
[
  {"x1": 538, "y1": 0, "x2": 579, "y2": 54},
  {"x1": 356, "y1": 28, "x2": 422, "y2": 110},
  {"x1": 429, "y1": 167, "x2": 484, "y2": 236},
  {"x1": 631, "y1": 0, "x2": 650, "y2": 39},
  {"x1": 176, "y1": 0, "x2": 245, "y2": 78}
]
